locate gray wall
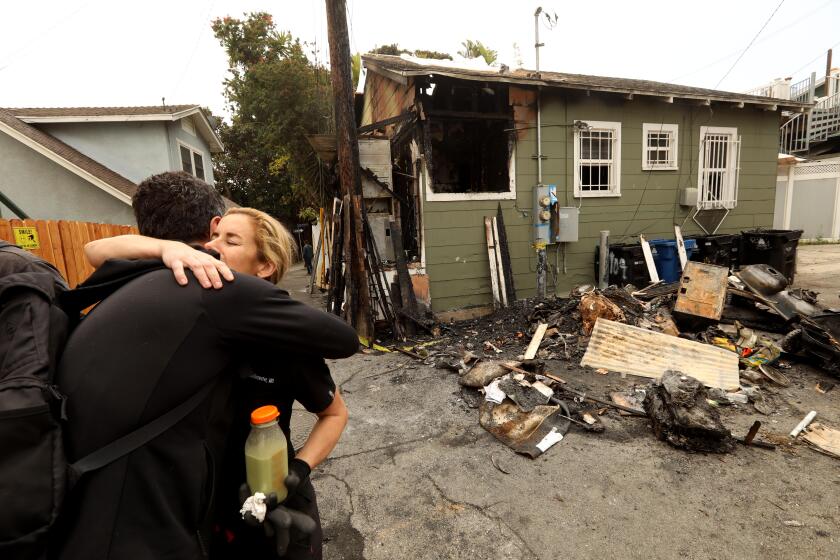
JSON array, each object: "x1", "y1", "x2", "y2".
[
  {"x1": 40, "y1": 121, "x2": 171, "y2": 184},
  {"x1": 166, "y1": 120, "x2": 216, "y2": 185},
  {"x1": 789, "y1": 178, "x2": 837, "y2": 239},
  {"x1": 0, "y1": 131, "x2": 135, "y2": 224}
]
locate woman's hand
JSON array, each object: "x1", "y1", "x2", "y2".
[{"x1": 161, "y1": 241, "x2": 234, "y2": 289}]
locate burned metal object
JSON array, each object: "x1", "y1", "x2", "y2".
[
  {"x1": 736, "y1": 265, "x2": 821, "y2": 321},
  {"x1": 643, "y1": 371, "x2": 735, "y2": 453},
  {"x1": 673, "y1": 262, "x2": 729, "y2": 326},
  {"x1": 737, "y1": 264, "x2": 789, "y2": 296},
  {"x1": 799, "y1": 312, "x2": 840, "y2": 375},
  {"x1": 479, "y1": 400, "x2": 571, "y2": 458}
]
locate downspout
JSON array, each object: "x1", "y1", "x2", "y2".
[{"x1": 534, "y1": 6, "x2": 547, "y2": 299}]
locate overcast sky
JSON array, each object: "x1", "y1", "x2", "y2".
[{"x1": 1, "y1": 0, "x2": 838, "y2": 118}]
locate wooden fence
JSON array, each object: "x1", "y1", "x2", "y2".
[{"x1": 0, "y1": 219, "x2": 138, "y2": 287}]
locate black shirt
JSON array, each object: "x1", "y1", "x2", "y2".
[{"x1": 55, "y1": 260, "x2": 357, "y2": 560}]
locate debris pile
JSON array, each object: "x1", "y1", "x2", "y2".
[{"x1": 370, "y1": 239, "x2": 839, "y2": 463}]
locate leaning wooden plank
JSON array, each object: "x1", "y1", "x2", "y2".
[
  {"x1": 484, "y1": 217, "x2": 501, "y2": 308},
  {"x1": 491, "y1": 217, "x2": 508, "y2": 307},
  {"x1": 524, "y1": 323, "x2": 548, "y2": 360},
  {"x1": 674, "y1": 224, "x2": 688, "y2": 270},
  {"x1": 580, "y1": 318, "x2": 740, "y2": 390},
  {"x1": 639, "y1": 234, "x2": 660, "y2": 284}
]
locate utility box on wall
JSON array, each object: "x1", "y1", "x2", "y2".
[
  {"x1": 533, "y1": 184, "x2": 553, "y2": 244},
  {"x1": 554, "y1": 206, "x2": 579, "y2": 242}
]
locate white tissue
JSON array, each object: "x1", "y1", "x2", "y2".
[{"x1": 240, "y1": 492, "x2": 267, "y2": 522}]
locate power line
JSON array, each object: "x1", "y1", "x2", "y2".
[
  {"x1": 788, "y1": 39, "x2": 840, "y2": 77},
  {"x1": 669, "y1": 0, "x2": 835, "y2": 83},
  {"x1": 0, "y1": 0, "x2": 99, "y2": 72},
  {"x1": 715, "y1": 0, "x2": 786, "y2": 88}
]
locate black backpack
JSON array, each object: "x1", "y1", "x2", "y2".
[{"x1": 0, "y1": 243, "x2": 212, "y2": 559}]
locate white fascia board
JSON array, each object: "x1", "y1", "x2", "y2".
[{"x1": 0, "y1": 121, "x2": 132, "y2": 205}]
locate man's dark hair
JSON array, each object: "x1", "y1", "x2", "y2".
[{"x1": 132, "y1": 171, "x2": 226, "y2": 242}]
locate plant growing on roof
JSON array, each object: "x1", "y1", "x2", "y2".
[{"x1": 457, "y1": 39, "x2": 497, "y2": 65}]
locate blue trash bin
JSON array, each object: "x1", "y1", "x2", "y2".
[{"x1": 649, "y1": 239, "x2": 696, "y2": 282}]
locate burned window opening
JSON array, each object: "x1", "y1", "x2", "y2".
[
  {"x1": 392, "y1": 138, "x2": 420, "y2": 260},
  {"x1": 428, "y1": 119, "x2": 513, "y2": 194},
  {"x1": 416, "y1": 76, "x2": 514, "y2": 195}
]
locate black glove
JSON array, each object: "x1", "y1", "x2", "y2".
[
  {"x1": 284, "y1": 458, "x2": 311, "y2": 500},
  {"x1": 238, "y1": 461, "x2": 315, "y2": 558}
]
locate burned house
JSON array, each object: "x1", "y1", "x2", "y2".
[{"x1": 359, "y1": 54, "x2": 809, "y2": 313}]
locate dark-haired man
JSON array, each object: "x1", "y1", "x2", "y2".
[{"x1": 55, "y1": 171, "x2": 358, "y2": 560}]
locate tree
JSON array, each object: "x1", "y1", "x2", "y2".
[
  {"x1": 458, "y1": 39, "x2": 497, "y2": 65},
  {"x1": 211, "y1": 13, "x2": 332, "y2": 222}
]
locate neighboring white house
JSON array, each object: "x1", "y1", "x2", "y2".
[{"x1": 0, "y1": 105, "x2": 225, "y2": 224}]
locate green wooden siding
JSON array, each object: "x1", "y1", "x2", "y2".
[{"x1": 422, "y1": 91, "x2": 779, "y2": 312}]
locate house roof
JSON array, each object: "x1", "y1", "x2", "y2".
[
  {"x1": 0, "y1": 108, "x2": 137, "y2": 203},
  {"x1": 362, "y1": 54, "x2": 812, "y2": 111},
  {"x1": 5, "y1": 104, "x2": 225, "y2": 152},
  {"x1": 4, "y1": 105, "x2": 199, "y2": 118},
  {"x1": 0, "y1": 109, "x2": 237, "y2": 209}
]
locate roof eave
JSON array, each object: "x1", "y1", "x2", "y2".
[
  {"x1": 363, "y1": 62, "x2": 811, "y2": 112},
  {"x1": 16, "y1": 106, "x2": 225, "y2": 153}
]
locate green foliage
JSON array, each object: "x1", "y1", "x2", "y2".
[
  {"x1": 211, "y1": 13, "x2": 332, "y2": 221},
  {"x1": 351, "y1": 52, "x2": 361, "y2": 90},
  {"x1": 370, "y1": 44, "x2": 452, "y2": 61},
  {"x1": 298, "y1": 206, "x2": 319, "y2": 223},
  {"x1": 457, "y1": 39, "x2": 497, "y2": 65},
  {"x1": 370, "y1": 43, "x2": 408, "y2": 56},
  {"x1": 413, "y1": 49, "x2": 452, "y2": 61}
]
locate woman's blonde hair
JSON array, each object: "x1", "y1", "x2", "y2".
[{"x1": 224, "y1": 207, "x2": 296, "y2": 285}]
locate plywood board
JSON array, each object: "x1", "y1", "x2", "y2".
[
  {"x1": 581, "y1": 318, "x2": 740, "y2": 390},
  {"x1": 639, "y1": 235, "x2": 660, "y2": 283},
  {"x1": 484, "y1": 217, "x2": 501, "y2": 308},
  {"x1": 524, "y1": 323, "x2": 548, "y2": 360},
  {"x1": 674, "y1": 225, "x2": 688, "y2": 270}
]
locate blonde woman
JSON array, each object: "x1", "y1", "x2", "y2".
[{"x1": 85, "y1": 208, "x2": 345, "y2": 559}]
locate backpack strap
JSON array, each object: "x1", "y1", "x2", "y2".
[{"x1": 68, "y1": 380, "x2": 217, "y2": 486}]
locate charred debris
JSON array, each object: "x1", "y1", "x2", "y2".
[{"x1": 357, "y1": 255, "x2": 840, "y2": 460}]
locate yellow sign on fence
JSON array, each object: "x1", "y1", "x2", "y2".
[{"x1": 12, "y1": 226, "x2": 39, "y2": 250}]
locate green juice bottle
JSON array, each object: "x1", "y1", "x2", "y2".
[{"x1": 244, "y1": 405, "x2": 288, "y2": 502}]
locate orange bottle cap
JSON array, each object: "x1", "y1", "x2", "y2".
[{"x1": 251, "y1": 405, "x2": 280, "y2": 424}]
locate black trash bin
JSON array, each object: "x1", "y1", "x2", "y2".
[
  {"x1": 687, "y1": 233, "x2": 741, "y2": 270},
  {"x1": 740, "y1": 229, "x2": 803, "y2": 283},
  {"x1": 593, "y1": 243, "x2": 652, "y2": 288}
]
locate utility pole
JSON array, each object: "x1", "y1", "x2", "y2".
[
  {"x1": 827, "y1": 49, "x2": 834, "y2": 96},
  {"x1": 325, "y1": 0, "x2": 373, "y2": 338},
  {"x1": 534, "y1": 6, "x2": 547, "y2": 299}
]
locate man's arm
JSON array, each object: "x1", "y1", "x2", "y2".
[{"x1": 204, "y1": 274, "x2": 358, "y2": 359}]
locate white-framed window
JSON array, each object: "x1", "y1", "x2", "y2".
[
  {"x1": 574, "y1": 121, "x2": 621, "y2": 197},
  {"x1": 642, "y1": 123, "x2": 678, "y2": 170},
  {"x1": 178, "y1": 141, "x2": 206, "y2": 182},
  {"x1": 697, "y1": 126, "x2": 741, "y2": 210}
]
